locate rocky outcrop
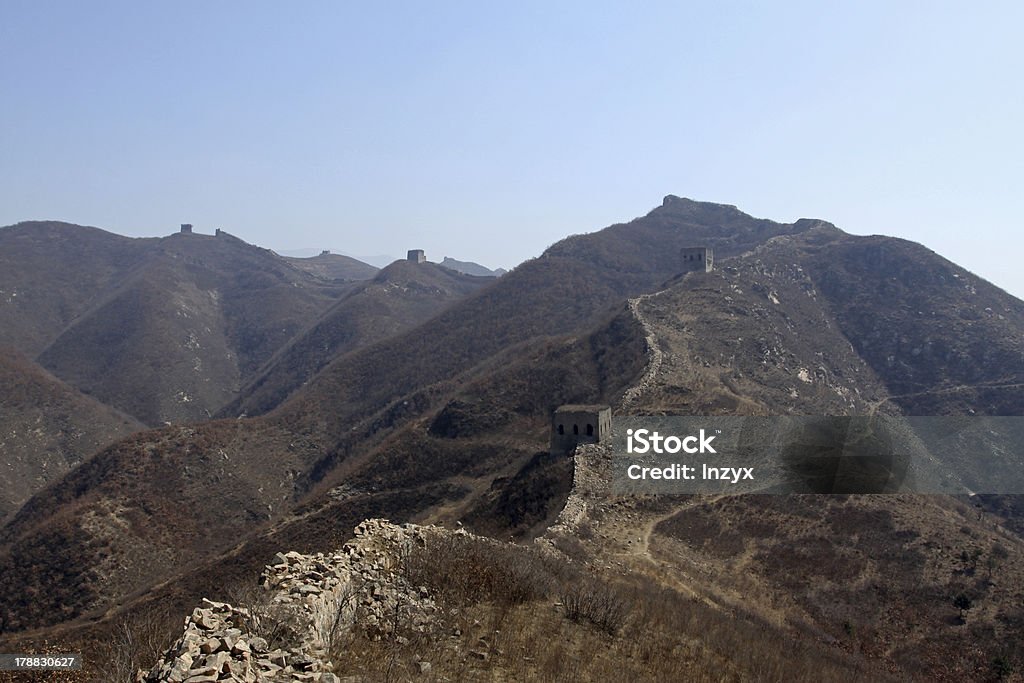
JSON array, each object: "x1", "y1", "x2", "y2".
[{"x1": 138, "y1": 520, "x2": 446, "y2": 682}]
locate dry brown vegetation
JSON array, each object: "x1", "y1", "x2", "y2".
[
  {"x1": 320, "y1": 532, "x2": 884, "y2": 682},
  {"x1": 29, "y1": 229, "x2": 352, "y2": 426},
  {"x1": 223, "y1": 260, "x2": 492, "y2": 418},
  {"x1": 0, "y1": 348, "x2": 143, "y2": 520},
  {"x1": 3, "y1": 203, "x2": 1024, "y2": 682},
  {"x1": 0, "y1": 202, "x2": 830, "y2": 640},
  {"x1": 651, "y1": 495, "x2": 1024, "y2": 681}
]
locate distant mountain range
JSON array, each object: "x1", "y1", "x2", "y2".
[
  {"x1": 274, "y1": 248, "x2": 397, "y2": 268},
  {"x1": 1, "y1": 199, "x2": 1021, "y2": 680},
  {"x1": 277, "y1": 249, "x2": 508, "y2": 276},
  {"x1": 0, "y1": 224, "x2": 496, "y2": 426},
  {"x1": 439, "y1": 256, "x2": 507, "y2": 277},
  {"x1": 283, "y1": 252, "x2": 379, "y2": 281}
]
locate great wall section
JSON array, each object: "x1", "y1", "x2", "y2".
[{"x1": 138, "y1": 283, "x2": 675, "y2": 682}]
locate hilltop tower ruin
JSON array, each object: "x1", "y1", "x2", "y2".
[
  {"x1": 680, "y1": 246, "x2": 713, "y2": 273},
  {"x1": 180, "y1": 223, "x2": 193, "y2": 234},
  {"x1": 550, "y1": 404, "x2": 612, "y2": 454},
  {"x1": 407, "y1": 249, "x2": 426, "y2": 264}
]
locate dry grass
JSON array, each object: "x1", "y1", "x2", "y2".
[
  {"x1": 399, "y1": 533, "x2": 562, "y2": 608},
  {"x1": 320, "y1": 532, "x2": 883, "y2": 682},
  {"x1": 87, "y1": 605, "x2": 179, "y2": 683},
  {"x1": 651, "y1": 495, "x2": 1024, "y2": 681}
]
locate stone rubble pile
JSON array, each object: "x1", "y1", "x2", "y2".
[
  {"x1": 138, "y1": 520, "x2": 447, "y2": 682},
  {"x1": 135, "y1": 597, "x2": 332, "y2": 683}
]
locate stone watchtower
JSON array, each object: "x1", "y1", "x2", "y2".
[
  {"x1": 407, "y1": 249, "x2": 426, "y2": 264},
  {"x1": 680, "y1": 246, "x2": 713, "y2": 273},
  {"x1": 180, "y1": 223, "x2": 193, "y2": 234},
  {"x1": 550, "y1": 404, "x2": 612, "y2": 454}
]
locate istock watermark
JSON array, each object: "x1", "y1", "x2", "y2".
[
  {"x1": 625, "y1": 428, "x2": 718, "y2": 454},
  {"x1": 611, "y1": 416, "x2": 1024, "y2": 495}
]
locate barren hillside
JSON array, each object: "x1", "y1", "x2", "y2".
[
  {"x1": 0, "y1": 347, "x2": 143, "y2": 520},
  {"x1": 1, "y1": 198, "x2": 1022, "y2": 681}
]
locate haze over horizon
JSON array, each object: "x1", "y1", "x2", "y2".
[{"x1": 2, "y1": 2, "x2": 1022, "y2": 297}]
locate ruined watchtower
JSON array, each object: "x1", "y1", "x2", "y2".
[
  {"x1": 407, "y1": 249, "x2": 426, "y2": 264},
  {"x1": 550, "y1": 404, "x2": 612, "y2": 454},
  {"x1": 180, "y1": 223, "x2": 193, "y2": 234},
  {"x1": 680, "y1": 246, "x2": 713, "y2": 273}
]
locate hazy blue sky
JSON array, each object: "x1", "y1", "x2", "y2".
[{"x1": 2, "y1": 2, "x2": 1022, "y2": 296}]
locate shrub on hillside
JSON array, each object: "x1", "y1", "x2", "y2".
[
  {"x1": 560, "y1": 579, "x2": 630, "y2": 635},
  {"x1": 399, "y1": 534, "x2": 560, "y2": 608}
]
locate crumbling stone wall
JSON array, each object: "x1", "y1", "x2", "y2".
[{"x1": 138, "y1": 520, "x2": 447, "y2": 682}]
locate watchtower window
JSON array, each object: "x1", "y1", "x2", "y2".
[
  {"x1": 557, "y1": 424, "x2": 564, "y2": 435},
  {"x1": 573, "y1": 424, "x2": 579, "y2": 435},
  {"x1": 586, "y1": 424, "x2": 594, "y2": 436},
  {"x1": 698, "y1": 253, "x2": 702, "y2": 260}
]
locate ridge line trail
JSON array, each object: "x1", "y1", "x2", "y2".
[
  {"x1": 620, "y1": 291, "x2": 667, "y2": 411},
  {"x1": 616, "y1": 285, "x2": 706, "y2": 565},
  {"x1": 621, "y1": 284, "x2": 717, "y2": 564},
  {"x1": 630, "y1": 495, "x2": 728, "y2": 560},
  {"x1": 610, "y1": 282, "x2": 783, "y2": 616}
]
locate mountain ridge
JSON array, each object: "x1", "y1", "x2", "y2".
[{"x1": 1, "y1": 198, "x2": 1022, "y2": 681}]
